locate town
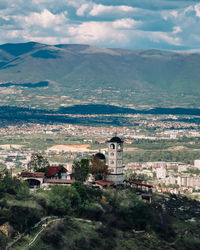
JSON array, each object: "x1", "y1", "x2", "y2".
[{"x1": 0, "y1": 116, "x2": 200, "y2": 200}]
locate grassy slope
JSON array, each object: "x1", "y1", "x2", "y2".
[
  {"x1": 2, "y1": 178, "x2": 200, "y2": 250},
  {"x1": 13, "y1": 214, "x2": 200, "y2": 250}
]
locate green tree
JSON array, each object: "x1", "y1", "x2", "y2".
[
  {"x1": 0, "y1": 171, "x2": 22, "y2": 197},
  {"x1": 9, "y1": 206, "x2": 42, "y2": 233},
  {"x1": 48, "y1": 185, "x2": 81, "y2": 215},
  {"x1": 72, "y1": 159, "x2": 89, "y2": 182},
  {"x1": 90, "y1": 156, "x2": 110, "y2": 180},
  {"x1": 16, "y1": 182, "x2": 30, "y2": 200},
  {"x1": 27, "y1": 154, "x2": 50, "y2": 172},
  {"x1": 71, "y1": 181, "x2": 91, "y2": 206},
  {"x1": 0, "y1": 232, "x2": 7, "y2": 249}
]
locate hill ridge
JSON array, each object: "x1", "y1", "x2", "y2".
[{"x1": 0, "y1": 42, "x2": 200, "y2": 109}]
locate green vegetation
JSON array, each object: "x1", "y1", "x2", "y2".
[
  {"x1": 1, "y1": 173, "x2": 200, "y2": 249},
  {"x1": 1, "y1": 127, "x2": 200, "y2": 166},
  {"x1": 1, "y1": 130, "x2": 200, "y2": 165},
  {"x1": 27, "y1": 154, "x2": 50, "y2": 172},
  {"x1": 90, "y1": 155, "x2": 110, "y2": 180},
  {"x1": 124, "y1": 171, "x2": 152, "y2": 182},
  {"x1": 72, "y1": 159, "x2": 90, "y2": 183},
  {"x1": 124, "y1": 150, "x2": 200, "y2": 164}
]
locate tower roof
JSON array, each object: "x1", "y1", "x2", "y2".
[
  {"x1": 95, "y1": 152, "x2": 106, "y2": 160},
  {"x1": 108, "y1": 136, "x2": 123, "y2": 143}
]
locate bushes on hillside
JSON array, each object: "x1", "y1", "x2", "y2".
[
  {"x1": 0, "y1": 172, "x2": 30, "y2": 200},
  {"x1": 9, "y1": 206, "x2": 43, "y2": 233},
  {"x1": 0, "y1": 232, "x2": 7, "y2": 250},
  {"x1": 47, "y1": 185, "x2": 81, "y2": 216}
]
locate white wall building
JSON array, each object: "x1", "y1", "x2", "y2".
[
  {"x1": 178, "y1": 164, "x2": 188, "y2": 172},
  {"x1": 156, "y1": 167, "x2": 167, "y2": 179},
  {"x1": 194, "y1": 160, "x2": 200, "y2": 170}
]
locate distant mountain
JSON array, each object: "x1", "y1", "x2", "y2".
[{"x1": 0, "y1": 42, "x2": 200, "y2": 109}]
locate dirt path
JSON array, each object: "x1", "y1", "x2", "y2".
[
  {"x1": 26, "y1": 218, "x2": 63, "y2": 249},
  {"x1": 6, "y1": 216, "x2": 57, "y2": 250},
  {"x1": 7, "y1": 216, "x2": 95, "y2": 250}
]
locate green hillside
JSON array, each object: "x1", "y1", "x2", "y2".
[
  {"x1": 1, "y1": 174, "x2": 200, "y2": 250},
  {"x1": 0, "y1": 42, "x2": 200, "y2": 109}
]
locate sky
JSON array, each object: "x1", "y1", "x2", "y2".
[{"x1": 0, "y1": 0, "x2": 200, "y2": 50}]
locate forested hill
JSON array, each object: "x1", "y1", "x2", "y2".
[{"x1": 0, "y1": 42, "x2": 200, "y2": 109}]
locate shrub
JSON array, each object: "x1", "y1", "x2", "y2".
[
  {"x1": 47, "y1": 185, "x2": 81, "y2": 216},
  {"x1": 9, "y1": 206, "x2": 43, "y2": 233}
]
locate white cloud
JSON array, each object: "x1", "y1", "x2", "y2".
[
  {"x1": 66, "y1": 0, "x2": 86, "y2": 8},
  {"x1": 6, "y1": 30, "x2": 22, "y2": 39},
  {"x1": 0, "y1": 0, "x2": 200, "y2": 50},
  {"x1": 67, "y1": 21, "x2": 127, "y2": 45},
  {"x1": 89, "y1": 4, "x2": 136, "y2": 17},
  {"x1": 172, "y1": 26, "x2": 182, "y2": 34},
  {"x1": 151, "y1": 32, "x2": 181, "y2": 46},
  {"x1": 76, "y1": 3, "x2": 90, "y2": 16},
  {"x1": 0, "y1": 12, "x2": 11, "y2": 21},
  {"x1": 112, "y1": 18, "x2": 139, "y2": 29},
  {"x1": 170, "y1": 10, "x2": 178, "y2": 18},
  {"x1": 183, "y1": 5, "x2": 193, "y2": 14},
  {"x1": 183, "y1": 3, "x2": 200, "y2": 18},
  {"x1": 194, "y1": 3, "x2": 200, "y2": 18},
  {"x1": 33, "y1": 0, "x2": 54, "y2": 3},
  {"x1": 24, "y1": 35, "x2": 69, "y2": 45},
  {"x1": 16, "y1": 9, "x2": 68, "y2": 28}
]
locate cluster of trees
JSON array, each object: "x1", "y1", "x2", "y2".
[
  {"x1": 124, "y1": 171, "x2": 151, "y2": 182},
  {"x1": 0, "y1": 172, "x2": 30, "y2": 201},
  {"x1": 27, "y1": 153, "x2": 50, "y2": 172},
  {"x1": 72, "y1": 155, "x2": 110, "y2": 182},
  {"x1": 37, "y1": 188, "x2": 200, "y2": 249},
  {"x1": 0, "y1": 172, "x2": 97, "y2": 248},
  {"x1": 26, "y1": 154, "x2": 110, "y2": 182},
  {"x1": 1, "y1": 170, "x2": 200, "y2": 249},
  {"x1": 46, "y1": 182, "x2": 92, "y2": 216}
]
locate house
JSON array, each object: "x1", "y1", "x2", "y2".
[
  {"x1": 46, "y1": 165, "x2": 69, "y2": 179},
  {"x1": 43, "y1": 179, "x2": 74, "y2": 189},
  {"x1": 20, "y1": 165, "x2": 73, "y2": 189},
  {"x1": 19, "y1": 172, "x2": 45, "y2": 188}
]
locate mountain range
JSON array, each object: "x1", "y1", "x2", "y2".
[{"x1": 0, "y1": 42, "x2": 200, "y2": 109}]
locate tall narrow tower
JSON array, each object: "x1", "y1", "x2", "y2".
[{"x1": 106, "y1": 136, "x2": 124, "y2": 185}]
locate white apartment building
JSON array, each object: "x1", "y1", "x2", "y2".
[
  {"x1": 156, "y1": 166, "x2": 167, "y2": 179},
  {"x1": 194, "y1": 160, "x2": 200, "y2": 170}
]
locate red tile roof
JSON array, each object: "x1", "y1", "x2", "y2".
[
  {"x1": 20, "y1": 172, "x2": 45, "y2": 178},
  {"x1": 44, "y1": 179, "x2": 74, "y2": 184},
  {"x1": 46, "y1": 166, "x2": 67, "y2": 177}
]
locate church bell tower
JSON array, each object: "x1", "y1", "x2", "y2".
[{"x1": 106, "y1": 135, "x2": 124, "y2": 184}]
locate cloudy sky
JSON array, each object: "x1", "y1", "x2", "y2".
[{"x1": 0, "y1": 0, "x2": 200, "y2": 50}]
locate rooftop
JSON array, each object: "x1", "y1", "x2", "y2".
[
  {"x1": 108, "y1": 136, "x2": 123, "y2": 143},
  {"x1": 20, "y1": 172, "x2": 45, "y2": 178},
  {"x1": 95, "y1": 152, "x2": 106, "y2": 160},
  {"x1": 46, "y1": 166, "x2": 67, "y2": 177}
]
